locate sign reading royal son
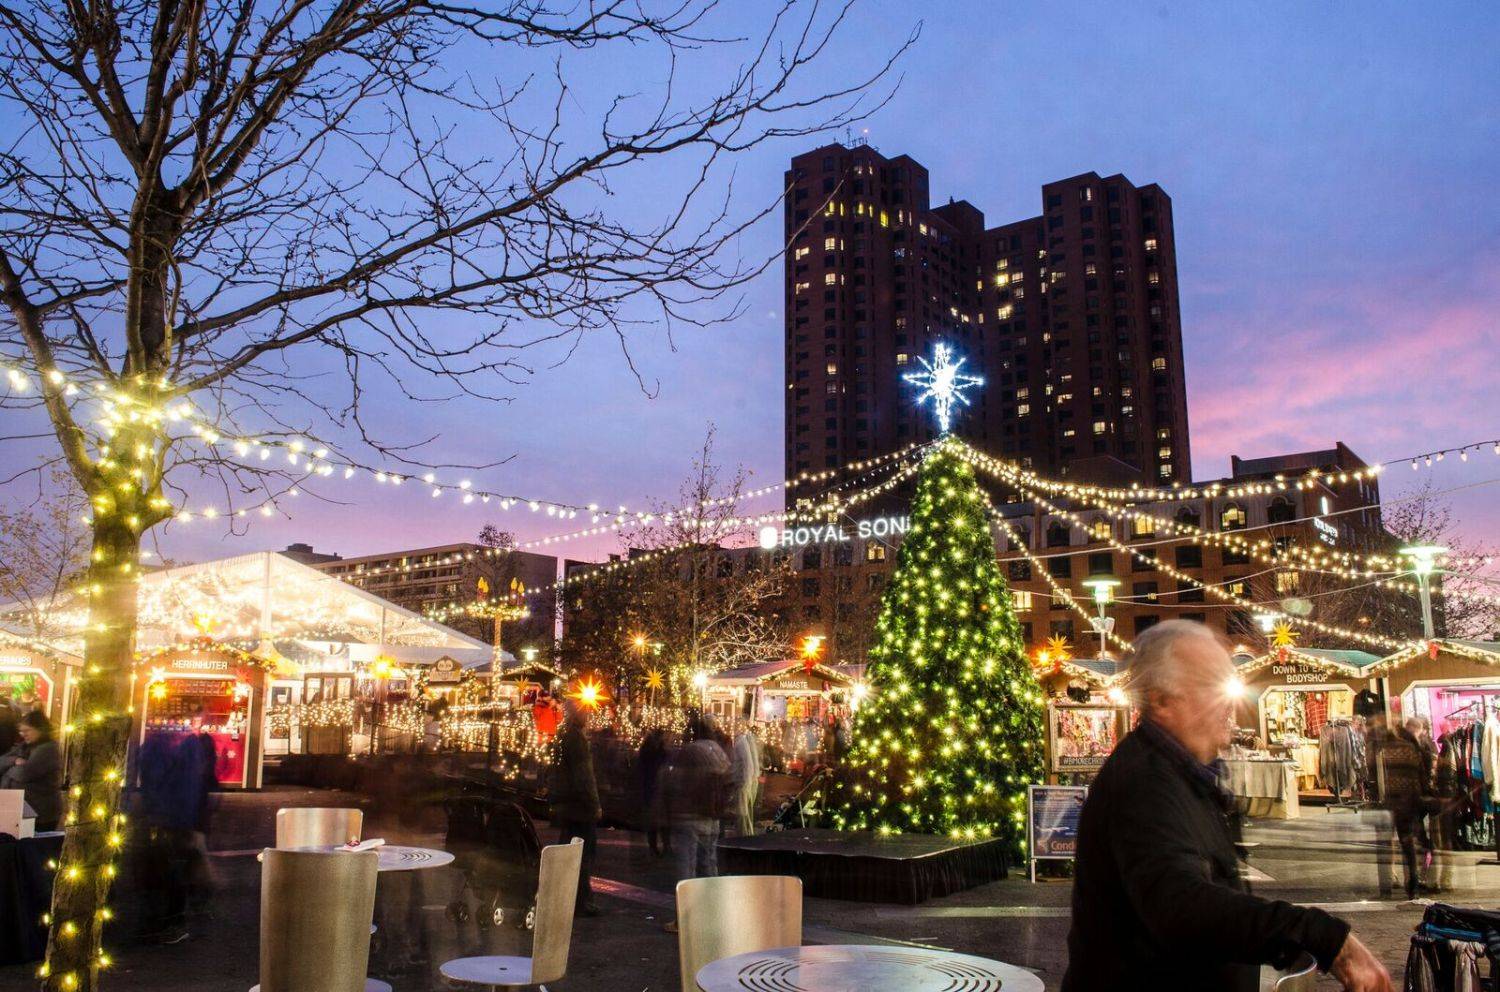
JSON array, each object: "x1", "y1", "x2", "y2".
[{"x1": 758, "y1": 516, "x2": 910, "y2": 550}]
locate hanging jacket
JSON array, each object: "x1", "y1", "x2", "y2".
[{"x1": 1481, "y1": 716, "x2": 1500, "y2": 804}]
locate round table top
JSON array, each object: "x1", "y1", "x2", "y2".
[
  {"x1": 696, "y1": 944, "x2": 1043, "y2": 992},
  {"x1": 289, "y1": 844, "x2": 455, "y2": 872}
]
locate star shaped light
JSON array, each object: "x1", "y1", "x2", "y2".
[{"x1": 904, "y1": 342, "x2": 984, "y2": 433}]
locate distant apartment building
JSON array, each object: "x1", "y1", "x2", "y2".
[
  {"x1": 308, "y1": 542, "x2": 559, "y2": 654},
  {"x1": 784, "y1": 141, "x2": 1190, "y2": 490}
]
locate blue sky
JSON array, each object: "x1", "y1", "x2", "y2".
[{"x1": 84, "y1": 0, "x2": 1500, "y2": 565}]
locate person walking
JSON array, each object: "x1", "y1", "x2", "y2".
[
  {"x1": 729, "y1": 723, "x2": 762, "y2": 837},
  {"x1": 663, "y1": 713, "x2": 729, "y2": 934},
  {"x1": 1377, "y1": 718, "x2": 1432, "y2": 900},
  {"x1": 637, "y1": 727, "x2": 671, "y2": 856},
  {"x1": 549, "y1": 697, "x2": 602, "y2": 916},
  {"x1": 1062, "y1": 620, "x2": 1392, "y2": 992},
  {"x1": 0, "y1": 711, "x2": 61, "y2": 831}
]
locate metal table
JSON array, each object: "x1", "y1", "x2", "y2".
[
  {"x1": 289, "y1": 844, "x2": 456, "y2": 872},
  {"x1": 696, "y1": 944, "x2": 1043, "y2": 992}
]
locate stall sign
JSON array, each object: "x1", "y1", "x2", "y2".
[
  {"x1": 429, "y1": 657, "x2": 463, "y2": 684},
  {"x1": 1047, "y1": 704, "x2": 1121, "y2": 772},
  {"x1": 770, "y1": 676, "x2": 814, "y2": 691},
  {"x1": 1028, "y1": 785, "x2": 1087, "y2": 880},
  {"x1": 1270, "y1": 661, "x2": 1338, "y2": 685},
  {"x1": 169, "y1": 656, "x2": 232, "y2": 673}
]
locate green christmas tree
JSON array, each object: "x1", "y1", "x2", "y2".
[{"x1": 832, "y1": 437, "x2": 1045, "y2": 857}]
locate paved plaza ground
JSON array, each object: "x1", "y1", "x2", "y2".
[{"x1": 4, "y1": 785, "x2": 1496, "y2": 991}]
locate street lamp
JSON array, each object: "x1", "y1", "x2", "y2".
[
  {"x1": 1080, "y1": 577, "x2": 1120, "y2": 659},
  {"x1": 1399, "y1": 544, "x2": 1448, "y2": 640},
  {"x1": 691, "y1": 670, "x2": 709, "y2": 711}
]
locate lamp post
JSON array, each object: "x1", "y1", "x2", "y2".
[
  {"x1": 1080, "y1": 577, "x2": 1120, "y2": 660},
  {"x1": 1399, "y1": 544, "x2": 1448, "y2": 640},
  {"x1": 691, "y1": 670, "x2": 709, "y2": 712}
]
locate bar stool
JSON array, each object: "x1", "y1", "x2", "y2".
[
  {"x1": 439, "y1": 838, "x2": 583, "y2": 991},
  {"x1": 275, "y1": 806, "x2": 363, "y2": 848},
  {"x1": 675, "y1": 876, "x2": 802, "y2": 992},
  {"x1": 252, "y1": 848, "x2": 382, "y2": 992}
]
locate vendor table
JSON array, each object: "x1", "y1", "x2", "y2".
[
  {"x1": 696, "y1": 944, "x2": 1043, "y2": 992},
  {"x1": 1222, "y1": 758, "x2": 1300, "y2": 819},
  {"x1": 0, "y1": 832, "x2": 65, "y2": 965}
]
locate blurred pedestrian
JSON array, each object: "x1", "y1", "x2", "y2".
[
  {"x1": 637, "y1": 727, "x2": 671, "y2": 856},
  {"x1": 1377, "y1": 717, "x2": 1431, "y2": 900},
  {"x1": 135, "y1": 729, "x2": 212, "y2": 944},
  {"x1": 663, "y1": 712, "x2": 729, "y2": 934},
  {"x1": 549, "y1": 697, "x2": 601, "y2": 916},
  {"x1": 729, "y1": 723, "x2": 762, "y2": 837},
  {"x1": 0, "y1": 711, "x2": 61, "y2": 831},
  {"x1": 0, "y1": 691, "x2": 18, "y2": 755},
  {"x1": 1064, "y1": 620, "x2": 1391, "y2": 992}
]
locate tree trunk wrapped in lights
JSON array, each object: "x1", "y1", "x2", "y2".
[{"x1": 831, "y1": 438, "x2": 1045, "y2": 858}]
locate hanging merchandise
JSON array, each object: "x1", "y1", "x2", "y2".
[{"x1": 1318, "y1": 720, "x2": 1358, "y2": 804}]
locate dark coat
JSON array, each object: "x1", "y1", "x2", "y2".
[
  {"x1": 0, "y1": 737, "x2": 62, "y2": 829},
  {"x1": 1062, "y1": 721, "x2": 1350, "y2": 992},
  {"x1": 549, "y1": 723, "x2": 601, "y2": 824}
]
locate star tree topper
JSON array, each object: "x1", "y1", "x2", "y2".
[{"x1": 904, "y1": 342, "x2": 984, "y2": 433}]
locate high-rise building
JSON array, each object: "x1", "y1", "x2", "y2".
[{"x1": 783, "y1": 141, "x2": 1191, "y2": 487}]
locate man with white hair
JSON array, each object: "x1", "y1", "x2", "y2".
[{"x1": 1062, "y1": 620, "x2": 1392, "y2": 991}]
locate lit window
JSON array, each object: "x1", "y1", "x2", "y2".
[
  {"x1": 1121, "y1": 405, "x2": 1134, "y2": 415},
  {"x1": 826, "y1": 362, "x2": 838, "y2": 375},
  {"x1": 1158, "y1": 464, "x2": 1172, "y2": 478},
  {"x1": 1320, "y1": 496, "x2": 1331, "y2": 516},
  {"x1": 794, "y1": 246, "x2": 810, "y2": 260},
  {"x1": 1013, "y1": 590, "x2": 1033, "y2": 611},
  {"x1": 995, "y1": 273, "x2": 1010, "y2": 288},
  {"x1": 824, "y1": 237, "x2": 837, "y2": 251},
  {"x1": 1013, "y1": 287, "x2": 1025, "y2": 300},
  {"x1": 1093, "y1": 420, "x2": 1107, "y2": 434},
  {"x1": 824, "y1": 273, "x2": 837, "y2": 285},
  {"x1": 824, "y1": 381, "x2": 838, "y2": 395},
  {"x1": 1220, "y1": 504, "x2": 1248, "y2": 531},
  {"x1": 1081, "y1": 188, "x2": 1093, "y2": 202},
  {"x1": 1017, "y1": 404, "x2": 1031, "y2": 417},
  {"x1": 1091, "y1": 386, "x2": 1102, "y2": 397},
  {"x1": 1148, "y1": 270, "x2": 1160, "y2": 285},
  {"x1": 1057, "y1": 393, "x2": 1073, "y2": 404},
  {"x1": 1050, "y1": 270, "x2": 1065, "y2": 284},
  {"x1": 1017, "y1": 387, "x2": 1030, "y2": 400},
  {"x1": 866, "y1": 543, "x2": 886, "y2": 562},
  {"x1": 919, "y1": 223, "x2": 928, "y2": 236},
  {"x1": 1062, "y1": 428, "x2": 1076, "y2": 438},
  {"x1": 895, "y1": 353, "x2": 909, "y2": 366},
  {"x1": 996, "y1": 304, "x2": 1013, "y2": 320},
  {"x1": 879, "y1": 210, "x2": 889, "y2": 228},
  {"x1": 1144, "y1": 238, "x2": 1158, "y2": 251},
  {"x1": 1158, "y1": 446, "x2": 1172, "y2": 460},
  {"x1": 824, "y1": 202, "x2": 836, "y2": 216},
  {"x1": 1151, "y1": 357, "x2": 1167, "y2": 371},
  {"x1": 1085, "y1": 263, "x2": 1097, "y2": 276},
  {"x1": 1156, "y1": 427, "x2": 1170, "y2": 440},
  {"x1": 1132, "y1": 516, "x2": 1155, "y2": 537},
  {"x1": 794, "y1": 282, "x2": 810, "y2": 293},
  {"x1": 996, "y1": 258, "x2": 1009, "y2": 270}
]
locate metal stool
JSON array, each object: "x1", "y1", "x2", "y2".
[{"x1": 440, "y1": 839, "x2": 583, "y2": 991}]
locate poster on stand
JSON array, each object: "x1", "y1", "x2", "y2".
[
  {"x1": 1048, "y1": 703, "x2": 1122, "y2": 772},
  {"x1": 1028, "y1": 784, "x2": 1087, "y2": 881}
]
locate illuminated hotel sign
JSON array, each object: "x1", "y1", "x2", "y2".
[
  {"x1": 759, "y1": 516, "x2": 910, "y2": 549},
  {"x1": 1312, "y1": 517, "x2": 1338, "y2": 546}
]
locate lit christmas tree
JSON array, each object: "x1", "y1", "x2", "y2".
[{"x1": 831, "y1": 436, "x2": 1045, "y2": 856}]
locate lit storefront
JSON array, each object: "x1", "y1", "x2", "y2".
[
  {"x1": 704, "y1": 659, "x2": 854, "y2": 725},
  {"x1": 0, "y1": 638, "x2": 79, "y2": 726},
  {"x1": 134, "y1": 644, "x2": 273, "y2": 789},
  {"x1": 1371, "y1": 639, "x2": 1500, "y2": 732}
]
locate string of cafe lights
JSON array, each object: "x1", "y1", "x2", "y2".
[
  {"x1": 959, "y1": 441, "x2": 1498, "y2": 586},
  {"x1": 983, "y1": 466, "x2": 1419, "y2": 652},
  {"x1": 419, "y1": 449, "x2": 932, "y2": 623}
]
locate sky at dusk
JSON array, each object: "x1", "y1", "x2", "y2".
[{"x1": 17, "y1": 1, "x2": 1500, "y2": 570}]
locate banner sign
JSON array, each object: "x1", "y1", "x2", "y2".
[
  {"x1": 1047, "y1": 704, "x2": 1122, "y2": 772},
  {"x1": 1027, "y1": 784, "x2": 1087, "y2": 881}
]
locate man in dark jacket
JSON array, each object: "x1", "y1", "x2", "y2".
[
  {"x1": 1063, "y1": 620, "x2": 1392, "y2": 992},
  {"x1": 549, "y1": 697, "x2": 601, "y2": 916}
]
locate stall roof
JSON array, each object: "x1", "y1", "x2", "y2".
[
  {"x1": 1235, "y1": 647, "x2": 1382, "y2": 678},
  {"x1": 707, "y1": 658, "x2": 853, "y2": 687},
  {"x1": 2, "y1": 551, "x2": 501, "y2": 669},
  {"x1": 1365, "y1": 638, "x2": 1500, "y2": 676}
]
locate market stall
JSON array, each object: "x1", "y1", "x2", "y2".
[
  {"x1": 704, "y1": 658, "x2": 854, "y2": 725},
  {"x1": 134, "y1": 643, "x2": 274, "y2": 789},
  {"x1": 1234, "y1": 647, "x2": 1381, "y2": 798},
  {"x1": 0, "y1": 638, "x2": 79, "y2": 727}
]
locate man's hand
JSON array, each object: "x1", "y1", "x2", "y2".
[{"x1": 1331, "y1": 933, "x2": 1393, "y2": 992}]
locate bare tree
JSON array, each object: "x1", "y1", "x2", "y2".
[
  {"x1": 0, "y1": 466, "x2": 90, "y2": 643},
  {"x1": 0, "y1": 1, "x2": 913, "y2": 985},
  {"x1": 1308, "y1": 480, "x2": 1500, "y2": 642}
]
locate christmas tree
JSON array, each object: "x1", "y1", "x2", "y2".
[{"x1": 831, "y1": 437, "x2": 1045, "y2": 856}]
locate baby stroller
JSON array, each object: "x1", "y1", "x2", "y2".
[
  {"x1": 444, "y1": 793, "x2": 542, "y2": 930},
  {"x1": 769, "y1": 765, "x2": 832, "y2": 831}
]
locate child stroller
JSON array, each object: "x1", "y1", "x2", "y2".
[
  {"x1": 444, "y1": 793, "x2": 542, "y2": 930},
  {"x1": 769, "y1": 765, "x2": 832, "y2": 831}
]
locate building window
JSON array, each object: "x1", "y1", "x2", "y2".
[
  {"x1": 1176, "y1": 506, "x2": 1201, "y2": 529},
  {"x1": 1046, "y1": 522, "x2": 1071, "y2": 548},
  {"x1": 1133, "y1": 581, "x2": 1159, "y2": 601},
  {"x1": 1275, "y1": 571, "x2": 1300, "y2": 594},
  {"x1": 1012, "y1": 590, "x2": 1033, "y2": 611},
  {"x1": 826, "y1": 362, "x2": 838, "y2": 376},
  {"x1": 1131, "y1": 516, "x2": 1155, "y2": 539},
  {"x1": 1144, "y1": 238, "x2": 1158, "y2": 251},
  {"x1": 1151, "y1": 357, "x2": 1167, "y2": 371},
  {"x1": 1267, "y1": 496, "x2": 1295, "y2": 524},
  {"x1": 1088, "y1": 552, "x2": 1113, "y2": 575},
  {"x1": 1175, "y1": 545, "x2": 1203, "y2": 569},
  {"x1": 801, "y1": 577, "x2": 820, "y2": 598},
  {"x1": 1092, "y1": 420, "x2": 1107, "y2": 435},
  {"x1": 895, "y1": 352, "x2": 909, "y2": 366},
  {"x1": 823, "y1": 272, "x2": 837, "y2": 285},
  {"x1": 1008, "y1": 560, "x2": 1032, "y2": 582},
  {"x1": 1047, "y1": 555, "x2": 1071, "y2": 579},
  {"x1": 1017, "y1": 403, "x2": 1030, "y2": 417},
  {"x1": 865, "y1": 543, "x2": 886, "y2": 563},
  {"x1": 1220, "y1": 503, "x2": 1247, "y2": 531},
  {"x1": 1135, "y1": 614, "x2": 1160, "y2": 636}
]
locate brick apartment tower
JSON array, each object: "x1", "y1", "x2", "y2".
[{"x1": 784, "y1": 141, "x2": 1191, "y2": 489}]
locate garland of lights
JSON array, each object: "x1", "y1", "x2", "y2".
[{"x1": 984, "y1": 463, "x2": 1418, "y2": 652}]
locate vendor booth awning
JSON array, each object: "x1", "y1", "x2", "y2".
[
  {"x1": 707, "y1": 658, "x2": 854, "y2": 689},
  {"x1": 1235, "y1": 647, "x2": 1382, "y2": 680}
]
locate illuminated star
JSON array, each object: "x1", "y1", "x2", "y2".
[
  {"x1": 903, "y1": 342, "x2": 984, "y2": 433},
  {"x1": 1271, "y1": 622, "x2": 1297, "y2": 649}
]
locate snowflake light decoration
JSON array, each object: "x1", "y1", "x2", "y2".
[{"x1": 903, "y1": 342, "x2": 984, "y2": 433}]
